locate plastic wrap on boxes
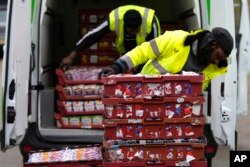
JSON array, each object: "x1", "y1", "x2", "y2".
[
  {"x1": 25, "y1": 146, "x2": 102, "y2": 164},
  {"x1": 56, "y1": 67, "x2": 102, "y2": 85}
]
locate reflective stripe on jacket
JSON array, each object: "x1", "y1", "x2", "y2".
[
  {"x1": 120, "y1": 29, "x2": 228, "y2": 90},
  {"x1": 109, "y1": 5, "x2": 157, "y2": 54}
]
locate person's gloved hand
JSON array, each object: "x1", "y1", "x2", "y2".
[
  {"x1": 99, "y1": 61, "x2": 125, "y2": 78},
  {"x1": 99, "y1": 67, "x2": 116, "y2": 78}
]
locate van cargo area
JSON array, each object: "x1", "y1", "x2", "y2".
[
  {"x1": 37, "y1": 0, "x2": 199, "y2": 144},
  {"x1": 3, "y1": 0, "x2": 250, "y2": 166}
]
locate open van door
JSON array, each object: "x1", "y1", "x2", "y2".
[
  {"x1": 235, "y1": 0, "x2": 250, "y2": 116},
  {"x1": 1, "y1": 0, "x2": 31, "y2": 151},
  {"x1": 200, "y1": 0, "x2": 250, "y2": 150},
  {"x1": 200, "y1": 0, "x2": 237, "y2": 150},
  {"x1": 209, "y1": 0, "x2": 237, "y2": 151}
]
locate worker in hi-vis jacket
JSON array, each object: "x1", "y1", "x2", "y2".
[
  {"x1": 60, "y1": 5, "x2": 161, "y2": 68},
  {"x1": 100, "y1": 27, "x2": 234, "y2": 90}
]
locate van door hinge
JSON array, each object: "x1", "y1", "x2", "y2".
[{"x1": 30, "y1": 83, "x2": 44, "y2": 90}]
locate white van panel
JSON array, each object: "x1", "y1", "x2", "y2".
[
  {"x1": 237, "y1": 0, "x2": 250, "y2": 115},
  {"x1": 206, "y1": 0, "x2": 237, "y2": 150},
  {"x1": 1, "y1": 0, "x2": 31, "y2": 150}
]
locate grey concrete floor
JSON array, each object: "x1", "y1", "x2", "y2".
[{"x1": 0, "y1": 60, "x2": 250, "y2": 167}]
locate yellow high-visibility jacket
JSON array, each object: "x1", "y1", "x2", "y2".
[
  {"x1": 119, "y1": 29, "x2": 228, "y2": 90},
  {"x1": 109, "y1": 5, "x2": 160, "y2": 54}
]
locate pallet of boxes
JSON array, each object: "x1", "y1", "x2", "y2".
[
  {"x1": 101, "y1": 73, "x2": 208, "y2": 167},
  {"x1": 55, "y1": 67, "x2": 105, "y2": 129},
  {"x1": 54, "y1": 8, "x2": 118, "y2": 129}
]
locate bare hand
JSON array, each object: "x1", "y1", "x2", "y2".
[{"x1": 59, "y1": 51, "x2": 77, "y2": 69}]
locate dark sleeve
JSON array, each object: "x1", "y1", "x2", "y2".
[
  {"x1": 146, "y1": 16, "x2": 160, "y2": 41},
  {"x1": 74, "y1": 19, "x2": 110, "y2": 53}
]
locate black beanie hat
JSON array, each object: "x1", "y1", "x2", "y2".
[
  {"x1": 124, "y1": 10, "x2": 142, "y2": 29},
  {"x1": 212, "y1": 27, "x2": 234, "y2": 57}
]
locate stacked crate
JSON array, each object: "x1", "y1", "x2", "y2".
[
  {"x1": 54, "y1": 8, "x2": 119, "y2": 129},
  {"x1": 55, "y1": 67, "x2": 105, "y2": 129},
  {"x1": 78, "y1": 9, "x2": 120, "y2": 66},
  {"x1": 101, "y1": 74, "x2": 207, "y2": 167}
]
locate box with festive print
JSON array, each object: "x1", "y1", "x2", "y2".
[
  {"x1": 56, "y1": 67, "x2": 103, "y2": 85},
  {"x1": 104, "y1": 117, "x2": 205, "y2": 140},
  {"x1": 102, "y1": 161, "x2": 207, "y2": 167},
  {"x1": 102, "y1": 96, "x2": 204, "y2": 119},
  {"x1": 24, "y1": 146, "x2": 103, "y2": 166},
  {"x1": 101, "y1": 74, "x2": 204, "y2": 98},
  {"x1": 104, "y1": 137, "x2": 206, "y2": 162},
  {"x1": 57, "y1": 100, "x2": 105, "y2": 116},
  {"x1": 54, "y1": 113, "x2": 103, "y2": 129}
]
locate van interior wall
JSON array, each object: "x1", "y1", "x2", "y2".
[
  {"x1": 40, "y1": 0, "x2": 197, "y2": 87},
  {"x1": 40, "y1": 12, "x2": 56, "y2": 87},
  {"x1": 52, "y1": 0, "x2": 196, "y2": 60},
  {"x1": 38, "y1": 0, "x2": 199, "y2": 132},
  {"x1": 39, "y1": 0, "x2": 198, "y2": 122}
]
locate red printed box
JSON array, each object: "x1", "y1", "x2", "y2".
[
  {"x1": 101, "y1": 74, "x2": 204, "y2": 98},
  {"x1": 103, "y1": 137, "x2": 206, "y2": 148},
  {"x1": 25, "y1": 146, "x2": 103, "y2": 167},
  {"x1": 104, "y1": 117, "x2": 205, "y2": 140},
  {"x1": 56, "y1": 85, "x2": 103, "y2": 101},
  {"x1": 57, "y1": 100, "x2": 104, "y2": 116},
  {"x1": 55, "y1": 113, "x2": 103, "y2": 129},
  {"x1": 97, "y1": 38, "x2": 115, "y2": 51},
  {"x1": 25, "y1": 161, "x2": 103, "y2": 167},
  {"x1": 84, "y1": 37, "x2": 116, "y2": 51},
  {"x1": 102, "y1": 96, "x2": 204, "y2": 119},
  {"x1": 104, "y1": 139, "x2": 206, "y2": 162},
  {"x1": 56, "y1": 68, "x2": 102, "y2": 85},
  {"x1": 103, "y1": 161, "x2": 207, "y2": 167},
  {"x1": 79, "y1": 9, "x2": 110, "y2": 24},
  {"x1": 79, "y1": 51, "x2": 120, "y2": 66}
]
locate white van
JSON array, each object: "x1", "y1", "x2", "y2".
[
  {"x1": 0, "y1": 0, "x2": 7, "y2": 58},
  {"x1": 1, "y1": 0, "x2": 250, "y2": 166}
]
